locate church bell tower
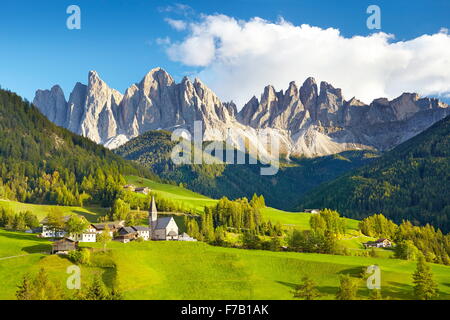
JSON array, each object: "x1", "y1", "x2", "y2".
[{"x1": 149, "y1": 196, "x2": 158, "y2": 238}]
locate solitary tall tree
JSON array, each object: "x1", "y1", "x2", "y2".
[
  {"x1": 66, "y1": 215, "x2": 89, "y2": 238},
  {"x1": 84, "y1": 276, "x2": 110, "y2": 300},
  {"x1": 97, "y1": 225, "x2": 112, "y2": 252},
  {"x1": 46, "y1": 208, "x2": 66, "y2": 238},
  {"x1": 335, "y1": 275, "x2": 359, "y2": 300},
  {"x1": 412, "y1": 255, "x2": 438, "y2": 300},
  {"x1": 293, "y1": 276, "x2": 321, "y2": 300}
]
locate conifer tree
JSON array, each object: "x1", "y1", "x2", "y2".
[
  {"x1": 412, "y1": 255, "x2": 438, "y2": 300},
  {"x1": 293, "y1": 276, "x2": 321, "y2": 300},
  {"x1": 336, "y1": 275, "x2": 359, "y2": 300}
]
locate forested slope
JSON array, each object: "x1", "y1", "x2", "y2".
[{"x1": 297, "y1": 115, "x2": 450, "y2": 231}]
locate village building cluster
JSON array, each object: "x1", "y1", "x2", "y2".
[
  {"x1": 123, "y1": 184, "x2": 150, "y2": 195},
  {"x1": 363, "y1": 238, "x2": 393, "y2": 248},
  {"x1": 41, "y1": 196, "x2": 196, "y2": 254}
]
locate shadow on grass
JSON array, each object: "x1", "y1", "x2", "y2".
[
  {"x1": 102, "y1": 266, "x2": 117, "y2": 289},
  {"x1": 22, "y1": 244, "x2": 52, "y2": 254},
  {"x1": 72, "y1": 210, "x2": 106, "y2": 223},
  {"x1": 337, "y1": 266, "x2": 365, "y2": 277},
  {"x1": 0, "y1": 231, "x2": 49, "y2": 243},
  {"x1": 276, "y1": 280, "x2": 337, "y2": 297},
  {"x1": 275, "y1": 280, "x2": 297, "y2": 289},
  {"x1": 381, "y1": 281, "x2": 414, "y2": 300}
]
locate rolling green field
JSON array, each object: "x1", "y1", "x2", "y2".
[
  {"x1": 0, "y1": 199, "x2": 107, "y2": 222},
  {"x1": 127, "y1": 175, "x2": 375, "y2": 248},
  {"x1": 1, "y1": 229, "x2": 450, "y2": 300},
  {"x1": 126, "y1": 175, "x2": 217, "y2": 213},
  {"x1": 126, "y1": 175, "x2": 372, "y2": 247},
  {"x1": 260, "y1": 207, "x2": 360, "y2": 232},
  {"x1": 0, "y1": 177, "x2": 406, "y2": 300},
  {"x1": 126, "y1": 175, "x2": 361, "y2": 231},
  {"x1": 0, "y1": 175, "x2": 362, "y2": 233}
]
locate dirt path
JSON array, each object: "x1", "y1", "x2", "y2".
[{"x1": 0, "y1": 253, "x2": 46, "y2": 261}]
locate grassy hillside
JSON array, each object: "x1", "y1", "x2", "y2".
[
  {"x1": 126, "y1": 175, "x2": 378, "y2": 252},
  {"x1": 115, "y1": 130, "x2": 377, "y2": 210},
  {"x1": 296, "y1": 115, "x2": 450, "y2": 231},
  {"x1": 125, "y1": 175, "x2": 362, "y2": 233},
  {"x1": 1, "y1": 229, "x2": 450, "y2": 300},
  {"x1": 0, "y1": 199, "x2": 107, "y2": 222}
]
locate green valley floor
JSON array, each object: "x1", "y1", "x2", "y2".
[
  {"x1": 1, "y1": 229, "x2": 450, "y2": 300},
  {"x1": 1, "y1": 176, "x2": 449, "y2": 300}
]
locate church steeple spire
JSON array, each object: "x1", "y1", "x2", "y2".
[{"x1": 149, "y1": 196, "x2": 158, "y2": 233}]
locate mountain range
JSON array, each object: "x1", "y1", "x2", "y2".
[{"x1": 33, "y1": 68, "x2": 450, "y2": 157}]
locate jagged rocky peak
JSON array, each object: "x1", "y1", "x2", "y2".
[
  {"x1": 317, "y1": 81, "x2": 343, "y2": 109},
  {"x1": 66, "y1": 82, "x2": 87, "y2": 133},
  {"x1": 140, "y1": 67, "x2": 174, "y2": 91},
  {"x1": 345, "y1": 97, "x2": 366, "y2": 107},
  {"x1": 33, "y1": 85, "x2": 67, "y2": 127},
  {"x1": 287, "y1": 81, "x2": 298, "y2": 93},
  {"x1": 237, "y1": 95, "x2": 259, "y2": 123},
  {"x1": 223, "y1": 101, "x2": 238, "y2": 118},
  {"x1": 33, "y1": 70, "x2": 450, "y2": 158},
  {"x1": 299, "y1": 77, "x2": 318, "y2": 110}
]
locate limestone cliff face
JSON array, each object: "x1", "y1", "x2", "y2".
[
  {"x1": 33, "y1": 69, "x2": 450, "y2": 157},
  {"x1": 33, "y1": 85, "x2": 68, "y2": 127},
  {"x1": 33, "y1": 68, "x2": 236, "y2": 147},
  {"x1": 80, "y1": 71, "x2": 123, "y2": 143},
  {"x1": 238, "y1": 78, "x2": 450, "y2": 155}
]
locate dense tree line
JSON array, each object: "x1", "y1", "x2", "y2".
[
  {"x1": 185, "y1": 195, "x2": 282, "y2": 246},
  {"x1": 360, "y1": 214, "x2": 450, "y2": 265},
  {"x1": 288, "y1": 209, "x2": 347, "y2": 255},
  {"x1": 104, "y1": 191, "x2": 197, "y2": 225},
  {"x1": 310, "y1": 209, "x2": 346, "y2": 235},
  {"x1": 0, "y1": 89, "x2": 157, "y2": 207},
  {"x1": 0, "y1": 208, "x2": 39, "y2": 230}
]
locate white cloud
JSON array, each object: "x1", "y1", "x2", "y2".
[
  {"x1": 165, "y1": 18, "x2": 187, "y2": 31},
  {"x1": 158, "y1": 3, "x2": 194, "y2": 16},
  {"x1": 155, "y1": 36, "x2": 171, "y2": 45},
  {"x1": 163, "y1": 14, "x2": 450, "y2": 108}
]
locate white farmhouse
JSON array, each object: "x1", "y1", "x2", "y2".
[
  {"x1": 69, "y1": 224, "x2": 97, "y2": 243},
  {"x1": 41, "y1": 216, "x2": 97, "y2": 242},
  {"x1": 40, "y1": 216, "x2": 71, "y2": 238},
  {"x1": 133, "y1": 226, "x2": 151, "y2": 240}
]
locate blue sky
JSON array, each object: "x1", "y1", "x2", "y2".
[{"x1": 0, "y1": 0, "x2": 449, "y2": 104}]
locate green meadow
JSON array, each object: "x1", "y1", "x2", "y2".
[
  {"x1": 0, "y1": 199, "x2": 107, "y2": 222},
  {"x1": 126, "y1": 175, "x2": 371, "y2": 247},
  {"x1": 0, "y1": 175, "x2": 363, "y2": 234},
  {"x1": 0, "y1": 177, "x2": 418, "y2": 300},
  {"x1": 126, "y1": 175, "x2": 217, "y2": 213},
  {"x1": 1, "y1": 229, "x2": 450, "y2": 300},
  {"x1": 126, "y1": 175, "x2": 361, "y2": 230}
]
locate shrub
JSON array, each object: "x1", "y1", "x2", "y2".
[{"x1": 68, "y1": 248, "x2": 91, "y2": 265}]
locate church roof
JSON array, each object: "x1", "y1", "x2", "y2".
[
  {"x1": 119, "y1": 227, "x2": 136, "y2": 235},
  {"x1": 155, "y1": 217, "x2": 173, "y2": 229},
  {"x1": 132, "y1": 226, "x2": 150, "y2": 232}
]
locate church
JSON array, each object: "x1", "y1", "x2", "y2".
[{"x1": 149, "y1": 196, "x2": 179, "y2": 240}]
